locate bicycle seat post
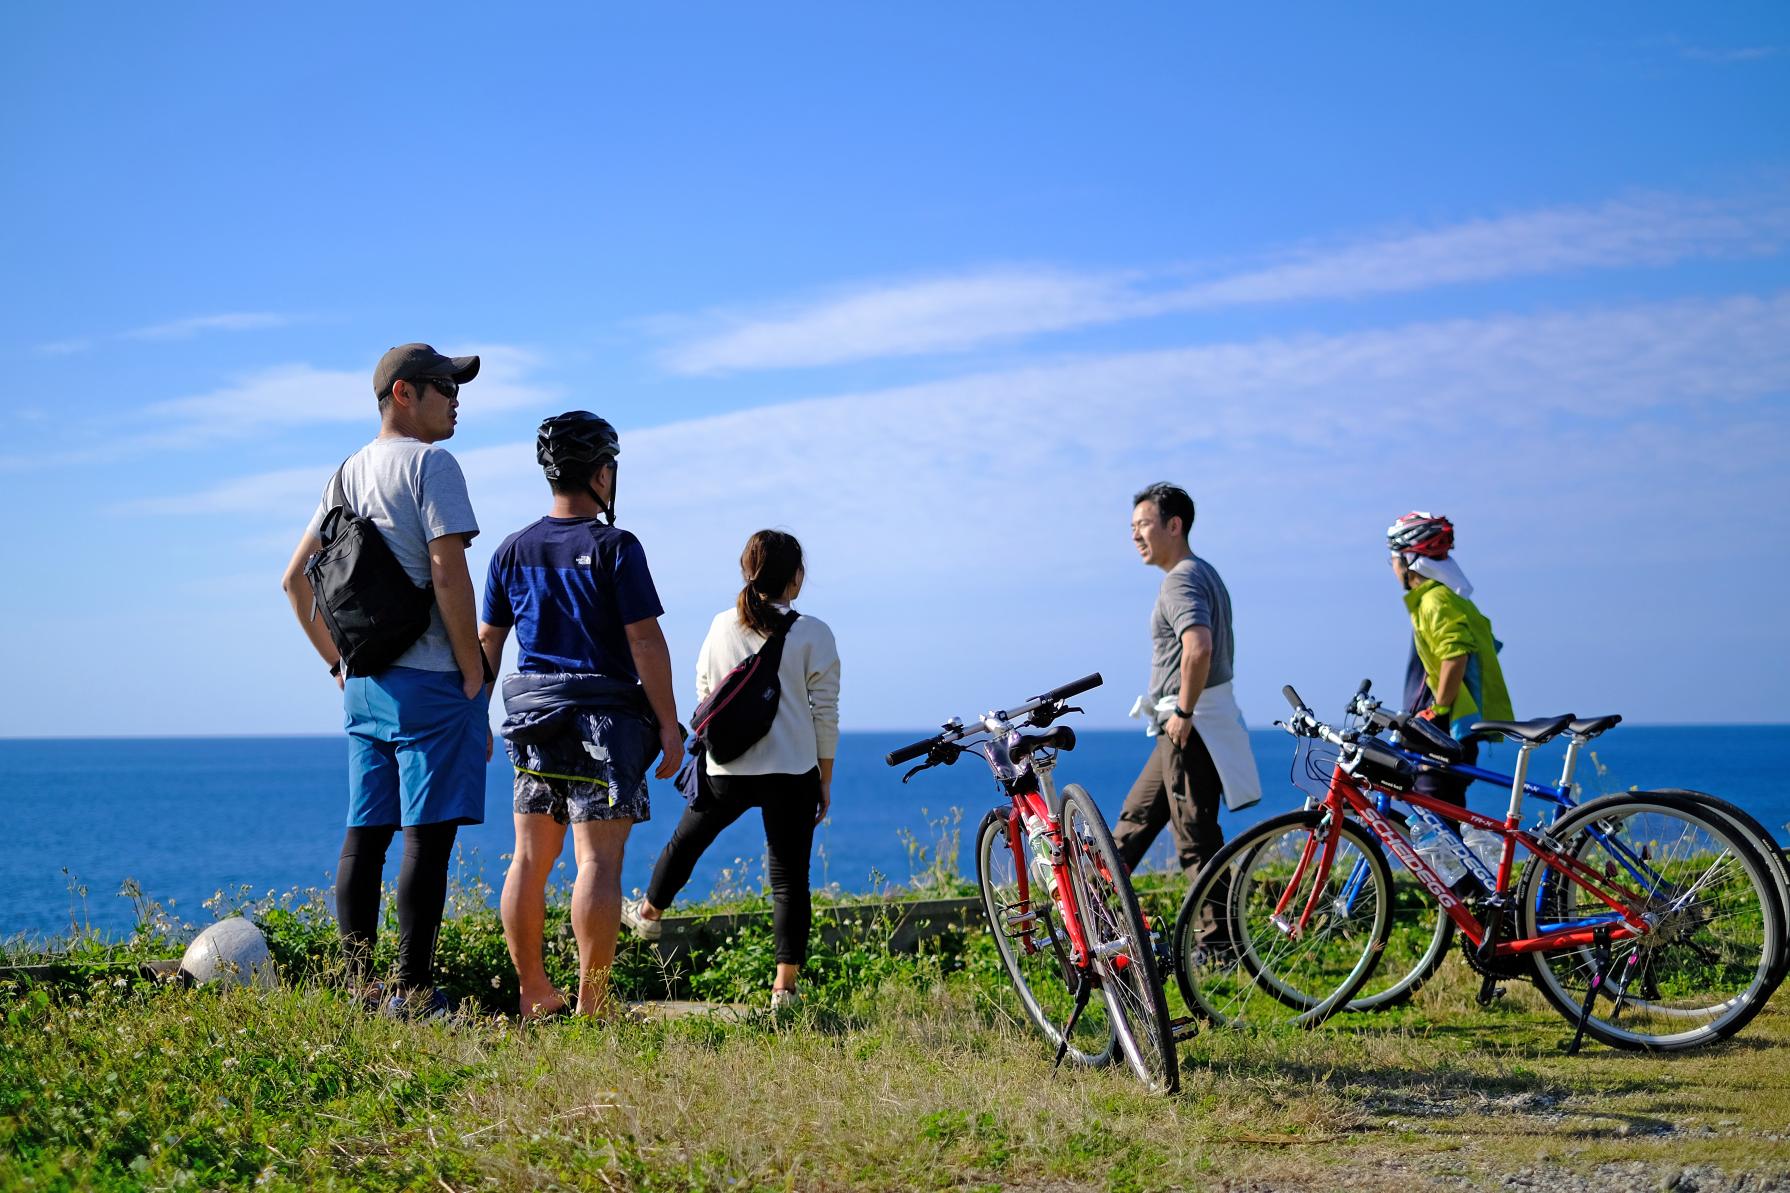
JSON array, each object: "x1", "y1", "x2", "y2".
[
  {"x1": 1505, "y1": 741, "x2": 1536, "y2": 827},
  {"x1": 1557, "y1": 734, "x2": 1585, "y2": 794}
]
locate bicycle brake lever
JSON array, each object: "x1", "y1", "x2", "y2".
[{"x1": 900, "y1": 762, "x2": 930, "y2": 784}]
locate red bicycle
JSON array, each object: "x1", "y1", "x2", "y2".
[
  {"x1": 1174, "y1": 686, "x2": 1785, "y2": 1050},
  {"x1": 887, "y1": 674, "x2": 1180, "y2": 1093}
]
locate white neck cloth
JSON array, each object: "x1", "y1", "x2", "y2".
[{"x1": 1409, "y1": 555, "x2": 1473, "y2": 597}]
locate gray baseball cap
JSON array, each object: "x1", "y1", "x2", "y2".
[{"x1": 373, "y1": 343, "x2": 480, "y2": 400}]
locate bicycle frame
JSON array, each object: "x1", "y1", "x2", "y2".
[
  {"x1": 993, "y1": 743, "x2": 1099, "y2": 970},
  {"x1": 1369, "y1": 733, "x2": 1677, "y2": 905},
  {"x1": 1289, "y1": 762, "x2": 1652, "y2": 959}
]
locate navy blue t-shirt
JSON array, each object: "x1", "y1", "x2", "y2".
[{"x1": 482, "y1": 517, "x2": 665, "y2": 677}]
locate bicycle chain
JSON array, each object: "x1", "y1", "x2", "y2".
[{"x1": 1458, "y1": 896, "x2": 1530, "y2": 981}]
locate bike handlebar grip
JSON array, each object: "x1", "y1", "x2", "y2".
[
  {"x1": 1040, "y1": 672, "x2": 1102, "y2": 703},
  {"x1": 1356, "y1": 678, "x2": 1372, "y2": 697},
  {"x1": 1282, "y1": 684, "x2": 1306, "y2": 711},
  {"x1": 884, "y1": 736, "x2": 937, "y2": 767}
]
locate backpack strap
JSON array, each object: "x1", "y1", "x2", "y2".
[{"x1": 318, "y1": 456, "x2": 355, "y2": 545}]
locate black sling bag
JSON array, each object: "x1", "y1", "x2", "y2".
[{"x1": 303, "y1": 461, "x2": 436, "y2": 678}]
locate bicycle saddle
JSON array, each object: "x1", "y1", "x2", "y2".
[
  {"x1": 1567, "y1": 714, "x2": 1622, "y2": 739},
  {"x1": 1465, "y1": 714, "x2": 1576, "y2": 745}
]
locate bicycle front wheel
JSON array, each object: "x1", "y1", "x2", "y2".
[
  {"x1": 1175, "y1": 809, "x2": 1393, "y2": 1028},
  {"x1": 973, "y1": 806, "x2": 1116, "y2": 1067},
  {"x1": 1520, "y1": 793, "x2": 1786, "y2": 1051},
  {"x1": 1060, "y1": 784, "x2": 1178, "y2": 1094},
  {"x1": 1345, "y1": 877, "x2": 1454, "y2": 1013}
]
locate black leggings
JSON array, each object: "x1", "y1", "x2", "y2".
[
  {"x1": 335, "y1": 822, "x2": 459, "y2": 990},
  {"x1": 645, "y1": 768, "x2": 821, "y2": 966}
]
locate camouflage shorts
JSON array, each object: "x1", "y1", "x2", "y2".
[
  {"x1": 513, "y1": 770, "x2": 651, "y2": 825},
  {"x1": 507, "y1": 709, "x2": 654, "y2": 826}
]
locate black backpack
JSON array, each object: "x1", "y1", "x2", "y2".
[
  {"x1": 303, "y1": 463, "x2": 436, "y2": 678},
  {"x1": 690, "y1": 610, "x2": 799, "y2": 764}
]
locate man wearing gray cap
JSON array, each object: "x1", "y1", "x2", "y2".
[{"x1": 280, "y1": 343, "x2": 488, "y2": 1018}]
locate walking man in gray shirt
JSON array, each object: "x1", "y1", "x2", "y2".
[
  {"x1": 280, "y1": 343, "x2": 489, "y2": 1018},
  {"x1": 1114, "y1": 482, "x2": 1236, "y2": 878}
]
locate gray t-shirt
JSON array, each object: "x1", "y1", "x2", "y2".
[
  {"x1": 305, "y1": 437, "x2": 479, "y2": 673},
  {"x1": 1147, "y1": 555, "x2": 1235, "y2": 721}
]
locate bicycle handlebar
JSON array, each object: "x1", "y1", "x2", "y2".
[
  {"x1": 884, "y1": 735, "x2": 937, "y2": 766},
  {"x1": 884, "y1": 673, "x2": 1104, "y2": 767}
]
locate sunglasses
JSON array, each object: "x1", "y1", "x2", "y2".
[{"x1": 415, "y1": 376, "x2": 460, "y2": 401}]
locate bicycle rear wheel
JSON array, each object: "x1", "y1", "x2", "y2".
[
  {"x1": 1175, "y1": 809, "x2": 1393, "y2": 1028},
  {"x1": 1059, "y1": 784, "x2": 1178, "y2": 1094},
  {"x1": 1520, "y1": 793, "x2": 1786, "y2": 1051},
  {"x1": 1631, "y1": 789, "x2": 1790, "y2": 991},
  {"x1": 973, "y1": 806, "x2": 1117, "y2": 1067}
]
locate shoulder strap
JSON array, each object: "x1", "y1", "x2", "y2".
[
  {"x1": 776, "y1": 609, "x2": 800, "y2": 637},
  {"x1": 324, "y1": 454, "x2": 354, "y2": 512}
]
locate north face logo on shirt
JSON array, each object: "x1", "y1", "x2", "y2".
[{"x1": 575, "y1": 554, "x2": 592, "y2": 565}]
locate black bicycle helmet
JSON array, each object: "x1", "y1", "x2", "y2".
[{"x1": 536, "y1": 411, "x2": 620, "y2": 479}]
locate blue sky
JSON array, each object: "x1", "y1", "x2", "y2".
[{"x1": 2, "y1": 3, "x2": 1787, "y2": 736}]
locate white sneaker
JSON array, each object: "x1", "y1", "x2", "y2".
[
  {"x1": 770, "y1": 987, "x2": 802, "y2": 1010},
  {"x1": 620, "y1": 896, "x2": 662, "y2": 940}
]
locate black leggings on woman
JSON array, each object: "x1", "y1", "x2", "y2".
[{"x1": 645, "y1": 768, "x2": 821, "y2": 966}]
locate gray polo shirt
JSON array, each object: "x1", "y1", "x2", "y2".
[
  {"x1": 1147, "y1": 555, "x2": 1234, "y2": 722},
  {"x1": 305, "y1": 437, "x2": 479, "y2": 672}
]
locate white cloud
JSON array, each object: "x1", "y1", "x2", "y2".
[
  {"x1": 1680, "y1": 45, "x2": 1781, "y2": 65},
  {"x1": 122, "y1": 312, "x2": 296, "y2": 341},
  {"x1": 1, "y1": 344, "x2": 562, "y2": 472},
  {"x1": 34, "y1": 338, "x2": 94, "y2": 356},
  {"x1": 660, "y1": 189, "x2": 1790, "y2": 374},
  {"x1": 136, "y1": 291, "x2": 1789, "y2": 726}
]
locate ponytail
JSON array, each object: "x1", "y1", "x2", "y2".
[{"x1": 736, "y1": 529, "x2": 804, "y2": 637}]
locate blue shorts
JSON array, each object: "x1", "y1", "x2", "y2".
[{"x1": 344, "y1": 666, "x2": 488, "y2": 828}]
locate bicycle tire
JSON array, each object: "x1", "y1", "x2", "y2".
[
  {"x1": 1519, "y1": 792, "x2": 1786, "y2": 1051},
  {"x1": 1345, "y1": 887, "x2": 1455, "y2": 1013},
  {"x1": 1173, "y1": 808, "x2": 1394, "y2": 1028},
  {"x1": 1059, "y1": 784, "x2": 1178, "y2": 1094},
  {"x1": 1631, "y1": 789, "x2": 1790, "y2": 991},
  {"x1": 973, "y1": 806, "x2": 1117, "y2": 1067}
]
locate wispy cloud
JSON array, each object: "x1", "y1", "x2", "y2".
[
  {"x1": 660, "y1": 189, "x2": 1790, "y2": 374},
  {"x1": 102, "y1": 290, "x2": 1790, "y2": 725},
  {"x1": 121, "y1": 312, "x2": 296, "y2": 341},
  {"x1": 1, "y1": 344, "x2": 562, "y2": 472},
  {"x1": 1680, "y1": 45, "x2": 1781, "y2": 65},
  {"x1": 34, "y1": 338, "x2": 94, "y2": 357},
  {"x1": 34, "y1": 311, "x2": 298, "y2": 355}
]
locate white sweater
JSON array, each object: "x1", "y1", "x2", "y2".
[{"x1": 697, "y1": 606, "x2": 841, "y2": 777}]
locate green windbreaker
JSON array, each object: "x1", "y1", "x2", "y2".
[{"x1": 1403, "y1": 579, "x2": 1514, "y2": 726}]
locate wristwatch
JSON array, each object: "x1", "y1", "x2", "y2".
[
  {"x1": 1174, "y1": 705, "x2": 1193, "y2": 719},
  {"x1": 329, "y1": 660, "x2": 343, "y2": 678}
]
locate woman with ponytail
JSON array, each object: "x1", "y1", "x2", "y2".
[{"x1": 623, "y1": 530, "x2": 841, "y2": 1007}]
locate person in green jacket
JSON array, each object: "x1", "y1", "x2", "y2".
[{"x1": 1387, "y1": 512, "x2": 1514, "y2": 805}]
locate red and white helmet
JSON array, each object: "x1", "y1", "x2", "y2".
[{"x1": 1387, "y1": 512, "x2": 1454, "y2": 559}]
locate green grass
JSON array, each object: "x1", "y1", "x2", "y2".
[
  {"x1": 5, "y1": 822, "x2": 1788, "y2": 1191},
  {"x1": 5, "y1": 877, "x2": 1788, "y2": 1191},
  {"x1": 2, "y1": 954, "x2": 1786, "y2": 1191}
]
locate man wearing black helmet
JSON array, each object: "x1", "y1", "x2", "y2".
[
  {"x1": 280, "y1": 343, "x2": 489, "y2": 1019},
  {"x1": 477, "y1": 412, "x2": 683, "y2": 1019}
]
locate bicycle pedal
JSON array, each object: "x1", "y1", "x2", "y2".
[{"x1": 1169, "y1": 1015, "x2": 1199, "y2": 1042}]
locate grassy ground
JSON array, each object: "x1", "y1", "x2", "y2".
[{"x1": 3, "y1": 937, "x2": 1786, "y2": 1191}]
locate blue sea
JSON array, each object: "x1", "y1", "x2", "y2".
[{"x1": 3, "y1": 728, "x2": 1787, "y2": 941}]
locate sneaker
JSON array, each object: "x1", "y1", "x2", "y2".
[
  {"x1": 770, "y1": 987, "x2": 802, "y2": 1010},
  {"x1": 620, "y1": 896, "x2": 663, "y2": 941},
  {"x1": 381, "y1": 988, "x2": 451, "y2": 1020}
]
